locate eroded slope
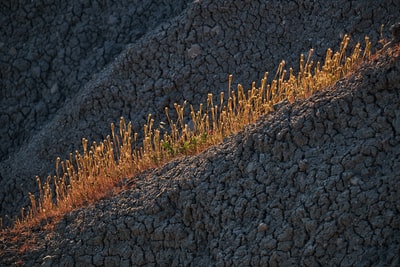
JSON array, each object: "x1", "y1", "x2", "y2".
[
  {"x1": 1, "y1": 45, "x2": 399, "y2": 266},
  {"x1": 1, "y1": 0, "x2": 400, "y2": 224}
]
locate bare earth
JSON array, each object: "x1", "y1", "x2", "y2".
[{"x1": 1, "y1": 0, "x2": 400, "y2": 266}]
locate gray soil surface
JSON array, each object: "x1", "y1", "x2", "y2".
[{"x1": 1, "y1": 0, "x2": 400, "y2": 266}]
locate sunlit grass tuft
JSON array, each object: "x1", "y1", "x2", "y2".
[{"x1": 5, "y1": 34, "x2": 372, "y2": 234}]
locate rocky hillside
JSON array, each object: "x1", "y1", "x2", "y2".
[
  {"x1": 2, "y1": 42, "x2": 400, "y2": 266},
  {"x1": 1, "y1": 0, "x2": 400, "y2": 224},
  {"x1": 1, "y1": 0, "x2": 400, "y2": 266}
]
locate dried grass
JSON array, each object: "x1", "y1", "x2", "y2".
[{"x1": 3, "y1": 35, "x2": 372, "y2": 236}]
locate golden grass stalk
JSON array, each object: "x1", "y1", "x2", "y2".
[{"x1": 7, "y1": 34, "x2": 371, "y2": 232}]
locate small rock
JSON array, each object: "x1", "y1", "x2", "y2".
[
  {"x1": 246, "y1": 161, "x2": 257, "y2": 173},
  {"x1": 32, "y1": 65, "x2": 41, "y2": 78},
  {"x1": 9, "y1": 47, "x2": 17, "y2": 55},
  {"x1": 390, "y1": 22, "x2": 400, "y2": 43},
  {"x1": 257, "y1": 222, "x2": 268, "y2": 232},
  {"x1": 50, "y1": 83, "x2": 58, "y2": 94},
  {"x1": 187, "y1": 44, "x2": 202, "y2": 59},
  {"x1": 350, "y1": 176, "x2": 361, "y2": 185},
  {"x1": 13, "y1": 58, "x2": 30, "y2": 71},
  {"x1": 298, "y1": 159, "x2": 308, "y2": 172}
]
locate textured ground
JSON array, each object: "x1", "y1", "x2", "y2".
[
  {"x1": 1, "y1": 0, "x2": 400, "y2": 266},
  {"x1": 1, "y1": 46, "x2": 400, "y2": 266}
]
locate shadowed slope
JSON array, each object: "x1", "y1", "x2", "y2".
[
  {"x1": 1, "y1": 0, "x2": 399, "y2": 228},
  {"x1": 1, "y1": 44, "x2": 399, "y2": 266}
]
